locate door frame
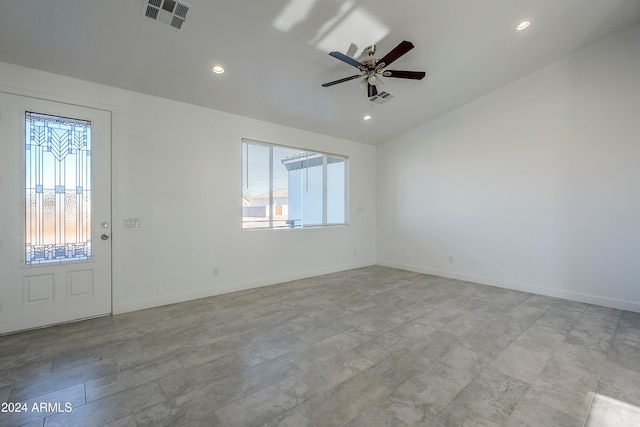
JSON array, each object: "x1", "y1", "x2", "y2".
[{"x1": 0, "y1": 86, "x2": 116, "y2": 333}]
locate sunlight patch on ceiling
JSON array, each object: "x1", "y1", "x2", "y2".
[
  {"x1": 313, "y1": 6, "x2": 390, "y2": 57},
  {"x1": 273, "y1": 0, "x2": 317, "y2": 33},
  {"x1": 309, "y1": 1, "x2": 355, "y2": 45},
  {"x1": 272, "y1": 0, "x2": 389, "y2": 57}
]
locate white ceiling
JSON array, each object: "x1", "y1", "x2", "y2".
[{"x1": 1, "y1": 0, "x2": 639, "y2": 145}]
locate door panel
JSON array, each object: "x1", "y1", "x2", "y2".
[{"x1": 0, "y1": 92, "x2": 112, "y2": 334}]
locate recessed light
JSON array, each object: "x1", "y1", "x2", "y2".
[
  {"x1": 516, "y1": 21, "x2": 531, "y2": 31},
  {"x1": 363, "y1": 115, "x2": 372, "y2": 121},
  {"x1": 212, "y1": 66, "x2": 225, "y2": 74}
]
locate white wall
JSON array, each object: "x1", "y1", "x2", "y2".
[
  {"x1": 0, "y1": 61, "x2": 377, "y2": 314},
  {"x1": 377, "y1": 23, "x2": 640, "y2": 311},
  {"x1": 3, "y1": 22, "x2": 639, "y2": 318}
]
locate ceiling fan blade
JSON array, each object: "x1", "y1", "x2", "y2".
[
  {"x1": 321, "y1": 74, "x2": 363, "y2": 87},
  {"x1": 346, "y1": 43, "x2": 358, "y2": 58},
  {"x1": 383, "y1": 70, "x2": 426, "y2": 80},
  {"x1": 368, "y1": 83, "x2": 378, "y2": 98},
  {"x1": 378, "y1": 40, "x2": 415, "y2": 67},
  {"x1": 328, "y1": 51, "x2": 362, "y2": 69}
]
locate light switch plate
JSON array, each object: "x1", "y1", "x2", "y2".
[{"x1": 124, "y1": 217, "x2": 141, "y2": 228}]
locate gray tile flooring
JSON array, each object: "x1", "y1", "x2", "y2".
[{"x1": 2, "y1": 266, "x2": 640, "y2": 426}]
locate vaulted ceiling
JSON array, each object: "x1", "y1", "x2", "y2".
[{"x1": 1, "y1": 0, "x2": 639, "y2": 144}]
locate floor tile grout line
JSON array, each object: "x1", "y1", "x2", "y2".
[
  {"x1": 582, "y1": 385, "x2": 597, "y2": 427},
  {"x1": 580, "y1": 309, "x2": 625, "y2": 427},
  {"x1": 217, "y1": 374, "x2": 318, "y2": 427},
  {"x1": 483, "y1": 296, "x2": 580, "y2": 426}
]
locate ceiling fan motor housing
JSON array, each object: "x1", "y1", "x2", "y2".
[{"x1": 361, "y1": 45, "x2": 381, "y2": 70}]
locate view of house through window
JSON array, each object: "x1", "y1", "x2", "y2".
[{"x1": 242, "y1": 139, "x2": 347, "y2": 229}]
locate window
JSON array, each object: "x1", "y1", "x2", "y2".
[
  {"x1": 24, "y1": 112, "x2": 92, "y2": 264},
  {"x1": 242, "y1": 139, "x2": 347, "y2": 229}
]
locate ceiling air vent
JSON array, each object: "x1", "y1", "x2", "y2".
[
  {"x1": 143, "y1": 0, "x2": 190, "y2": 30},
  {"x1": 370, "y1": 91, "x2": 394, "y2": 105}
]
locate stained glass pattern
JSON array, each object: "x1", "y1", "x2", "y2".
[{"x1": 25, "y1": 112, "x2": 92, "y2": 264}]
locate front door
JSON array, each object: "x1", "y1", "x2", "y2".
[{"x1": 0, "y1": 92, "x2": 112, "y2": 334}]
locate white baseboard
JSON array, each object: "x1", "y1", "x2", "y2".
[
  {"x1": 114, "y1": 259, "x2": 640, "y2": 315},
  {"x1": 114, "y1": 260, "x2": 376, "y2": 314},
  {"x1": 377, "y1": 260, "x2": 640, "y2": 313}
]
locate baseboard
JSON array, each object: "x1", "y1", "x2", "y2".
[
  {"x1": 114, "y1": 260, "x2": 376, "y2": 314},
  {"x1": 377, "y1": 260, "x2": 640, "y2": 313}
]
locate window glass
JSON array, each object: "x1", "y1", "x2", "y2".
[
  {"x1": 327, "y1": 156, "x2": 346, "y2": 224},
  {"x1": 242, "y1": 140, "x2": 348, "y2": 229},
  {"x1": 25, "y1": 112, "x2": 92, "y2": 264},
  {"x1": 273, "y1": 145, "x2": 302, "y2": 228},
  {"x1": 242, "y1": 143, "x2": 271, "y2": 229}
]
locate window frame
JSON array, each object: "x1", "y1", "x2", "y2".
[{"x1": 241, "y1": 138, "x2": 349, "y2": 230}]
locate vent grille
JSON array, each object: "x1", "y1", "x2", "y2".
[
  {"x1": 370, "y1": 91, "x2": 394, "y2": 104},
  {"x1": 144, "y1": 0, "x2": 190, "y2": 30}
]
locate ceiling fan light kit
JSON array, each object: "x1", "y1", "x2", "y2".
[{"x1": 322, "y1": 40, "x2": 426, "y2": 100}]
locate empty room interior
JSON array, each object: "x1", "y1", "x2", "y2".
[{"x1": 1, "y1": 1, "x2": 640, "y2": 426}]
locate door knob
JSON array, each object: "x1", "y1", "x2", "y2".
[{"x1": 101, "y1": 233, "x2": 110, "y2": 240}]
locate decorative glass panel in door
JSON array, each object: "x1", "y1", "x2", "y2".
[{"x1": 24, "y1": 112, "x2": 92, "y2": 264}]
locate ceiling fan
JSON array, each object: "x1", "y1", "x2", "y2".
[{"x1": 322, "y1": 40, "x2": 426, "y2": 98}]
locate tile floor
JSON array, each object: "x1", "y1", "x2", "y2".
[{"x1": 1, "y1": 266, "x2": 640, "y2": 426}]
